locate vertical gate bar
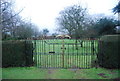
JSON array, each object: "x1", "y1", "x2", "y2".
[
  {"x1": 87, "y1": 39, "x2": 89, "y2": 68},
  {"x1": 58, "y1": 45, "x2": 61, "y2": 67},
  {"x1": 42, "y1": 39, "x2": 45, "y2": 68},
  {"x1": 75, "y1": 41, "x2": 76, "y2": 68},
  {"x1": 50, "y1": 45, "x2": 53, "y2": 67},
  {"x1": 87, "y1": 39, "x2": 88, "y2": 68},
  {"x1": 49, "y1": 44, "x2": 50, "y2": 68},
  {"x1": 85, "y1": 39, "x2": 86, "y2": 68},
  {"x1": 84, "y1": 40, "x2": 86, "y2": 68},
  {"x1": 90, "y1": 39, "x2": 91, "y2": 68},
  {"x1": 49, "y1": 44, "x2": 51, "y2": 68},
  {"x1": 86, "y1": 39, "x2": 88, "y2": 68},
  {"x1": 41, "y1": 40, "x2": 43, "y2": 68},
  {"x1": 42, "y1": 39, "x2": 43, "y2": 68},
  {"x1": 39, "y1": 40, "x2": 41, "y2": 67},
  {"x1": 55, "y1": 44, "x2": 56, "y2": 68},
  {"x1": 46, "y1": 40, "x2": 50, "y2": 68},
  {"x1": 89, "y1": 38, "x2": 91, "y2": 68},
  {"x1": 37, "y1": 40, "x2": 39, "y2": 67},
  {"x1": 38, "y1": 40, "x2": 40, "y2": 67},
  {"x1": 85, "y1": 40, "x2": 87, "y2": 68},
  {"x1": 58, "y1": 44, "x2": 60, "y2": 68},
  {"x1": 66, "y1": 44, "x2": 67, "y2": 68},
  {"x1": 62, "y1": 39, "x2": 64, "y2": 68},
  {"x1": 91, "y1": 40, "x2": 93, "y2": 68},
  {"x1": 42, "y1": 39, "x2": 44, "y2": 68},
  {"x1": 44, "y1": 40, "x2": 46, "y2": 68},
  {"x1": 91, "y1": 40, "x2": 94, "y2": 68},
  {"x1": 83, "y1": 40, "x2": 85, "y2": 68},
  {"x1": 76, "y1": 40, "x2": 77, "y2": 68},
  {"x1": 56, "y1": 44, "x2": 57, "y2": 68},
  {"x1": 56, "y1": 41, "x2": 57, "y2": 68},
  {"x1": 36, "y1": 40, "x2": 37, "y2": 67},
  {"x1": 58, "y1": 44, "x2": 59, "y2": 68},
  {"x1": 60, "y1": 43, "x2": 61, "y2": 68},
  {"x1": 78, "y1": 39, "x2": 79, "y2": 68},
  {"x1": 46, "y1": 40, "x2": 48, "y2": 68},
  {"x1": 85, "y1": 40, "x2": 86, "y2": 68},
  {"x1": 84, "y1": 39, "x2": 86, "y2": 68},
  {"x1": 77, "y1": 39, "x2": 78, "y2": 68},
  {"x1": 73, "y1": 43, "x2": 75, "y2": 68},
  {"x1": 68, "y1": 44, "x2": 69, "y2": 68},
  {"x1": 82, "y1": 39, "x2": 83, "y2": 68},
  {"x1": 53, "y1": 44, "x2": 55, "y2": 68},
  {"x1": 40, "y1": 40, "x2": 41, "y2": 68},
  {"x1": 76, "y1": 40, "x2": 78, "y2": 68},
  {"x1": 34, "y1": 40, "x2": 37, "y2": 67},
  {"x1": 78, "y1": 39, "x2": 80, "y2": 68},
  {"x1": 50, "y1": 44, "x2": 51, "y2": 68},
  {"x1": 82, "y1": 40, "x2": 84, "y2": 68},
  {"x1": 70, "y1": 45, "x2": 73, "y2": 68}
]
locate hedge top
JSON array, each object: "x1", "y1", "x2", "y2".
[{"x1": 100, "y1": 35, "x2": 120, "y2": 42}]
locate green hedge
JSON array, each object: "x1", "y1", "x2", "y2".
[
  {"x1": 2, "y1": 40, "x2": 34, "y2": 67},
  {"x1": 98, "y1": 35, "x2": 120, "y2": 69}
]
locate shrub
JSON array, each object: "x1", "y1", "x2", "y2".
[
  {"x1": 97, "y1": 35, "x2": 120, "y2": 69},
  {"x1": 2, "y1": 40, "x2": 34, "y2": 67}
]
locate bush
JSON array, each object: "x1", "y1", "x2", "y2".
[
  {"x1": 2, "y1": 40, "x2": 34, "y2": 67},
  {"x1": 97, "y1": 35, "x2": 120, "y2": 69}
]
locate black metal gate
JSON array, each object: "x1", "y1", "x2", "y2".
[{"x1": 33, "y1": 38, "x2": 98, "y2": 69}]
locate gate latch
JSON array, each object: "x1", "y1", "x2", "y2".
[
  {"x1": 61, "y1": 47, "x2": 66, "y2": 50},
  {"x1": 49, "y1": 51, "x2": 55, "y2": 54}
]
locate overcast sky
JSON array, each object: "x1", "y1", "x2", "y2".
[{"x1": 14, "y1": 0, "x2": 119, "y2": 34}]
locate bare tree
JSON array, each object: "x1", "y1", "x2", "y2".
[
  {"x1": 56, "y1": 4, "x2": 88, "y2": 38},
  {"x1": 1, "y1": 0, "x2": 25, "y2": 40}
]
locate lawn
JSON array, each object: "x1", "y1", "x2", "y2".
[{"x1": 2, "y1": 67, "x2": 120, "y2": 79}]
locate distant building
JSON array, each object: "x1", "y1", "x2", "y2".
[{"x1": 56, "y1": 35, "x2": 71, "y2": 39}]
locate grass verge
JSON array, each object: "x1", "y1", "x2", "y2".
[{"x1": 2, "y1": 67, "x2": 120, "y2": 79}]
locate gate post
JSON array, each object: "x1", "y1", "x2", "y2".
[
  {"x1": 91, "y1": 40, "x2": 95, "y2": 68},
  {"x1": 34, "y1": 39, "x2": 37, "y2": 67}
]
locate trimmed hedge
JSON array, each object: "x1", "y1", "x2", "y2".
[
  {"x1": 98, "y1": 35, "x2": 120, "y2": 69},
  {"x1": 2, "y1": 40, "x2": 34, "y2": 67}
]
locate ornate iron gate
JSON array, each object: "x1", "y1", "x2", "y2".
[{"x1": 33, "y1": 38, "x2": 98, "y2": 69}]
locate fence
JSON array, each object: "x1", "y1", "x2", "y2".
[{"x1": 33, "y1": 38, "x2": 98, "y2": 69}]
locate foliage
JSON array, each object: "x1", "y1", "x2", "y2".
[
  {"x1": 2, "y1": 40, "x2": 34, "y2": 67},
  {"x1": 94, "y1": 18, "x2": 117, "y2": 36},
  {"x1": 98, "y1": 35, "x2": 120, "y2": 69},
  {"x1": 15, "y1": 22, "x2": 35, "y2": 39},
  {"x1": 113, "y1": 1, "x2": 120, "y2": 14}
]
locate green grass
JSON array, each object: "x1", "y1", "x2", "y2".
[{"x1": 2, "y1": 67, "x2": 120, "y2": 79}]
